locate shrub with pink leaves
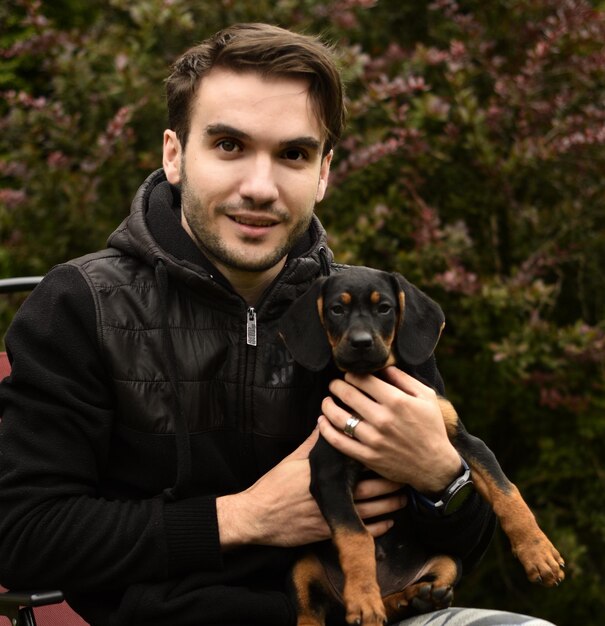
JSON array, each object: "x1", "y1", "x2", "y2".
[{"x1": 1, "y1": 1, "x2": 603, "y2": 623}]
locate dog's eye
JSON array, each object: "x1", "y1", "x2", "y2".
[
  {"x1": 377, "y1": 303, "x2": 392, "y2": 315},
  {"x1": 329, "y1": 304, "x2": 345, "y2": 316}
]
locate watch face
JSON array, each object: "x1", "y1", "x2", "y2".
[{"x1": 444, "y1": 481, "x2": 474, "y2": 515}]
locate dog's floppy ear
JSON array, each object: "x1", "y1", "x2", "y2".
[
  {"x1": 390, "y1": 272, "x2": 445, "y2": 365},
  {"x1": 278, "y1": 277, "x2": 332, "y2": 372}
]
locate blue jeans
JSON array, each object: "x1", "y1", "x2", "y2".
[{"x1": 395, "y1": 607, "x2": 556, "y2": 626}]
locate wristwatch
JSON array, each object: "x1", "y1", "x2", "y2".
[{"x1": 409, "y1": 456, "x2": 474, "y2": 517}]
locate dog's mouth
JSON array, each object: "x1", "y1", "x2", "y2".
[
  {"x1": 334, "y1": 356, "x2": 388, "y2": 374},
  {"x1": 333, "y1": 341, "x2": 391, "y2": 374}
]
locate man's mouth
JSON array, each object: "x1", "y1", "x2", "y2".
[{"x1": 231, "y1": 216, "x2": 277, "y2": 227}]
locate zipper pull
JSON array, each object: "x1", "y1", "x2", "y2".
[{"x1": 246, "y1": 307, "x2": 257, "y2": 346}]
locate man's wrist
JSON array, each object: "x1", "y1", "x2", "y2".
[
  {"x1": 409, "y1": 456, "x2": 474, "y2": 517},
  {"x1": 413, "y1": 446, "x2": 463, "y2": 494},
  {"x1": 216, "y1": 492, "x2": 257, "y2": 549}
]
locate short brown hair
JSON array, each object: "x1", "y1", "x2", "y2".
[{"x1": 165, "y1": 23, "x2": 345, "y2": 155}]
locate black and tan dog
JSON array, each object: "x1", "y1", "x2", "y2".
[{"x1": 279, "y1": 266, "x2": 564, "y2": 626}]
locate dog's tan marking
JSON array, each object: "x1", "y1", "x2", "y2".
[
  {"x1": 381, "y1": 329, "x2": 396, "y2": 366},
  {"x1": 317, "y1": 295, "x2": 324, "y2": 326},
  {"x1": 326, "y1": 331, "x2": 340, "y2": 349},
  {"x1": 383, "y1": 554, "x2": 458, "y2": 620},
  {"x1": 340, "y1": 291, "x2": 352, "y2": 304},
  {"x1": 318, "y1": 295, "x2": 340, "y2": 349},
  {"x1": 437, "y1": 397, "x2": 459, "y2": 438},
  {"x1": 370, "y1": 290, "x2": 381, "y2": 304},
  {"x1": 292, "y1": 553, "x2": 331, "y2": 626},
  {"x1": 382, "y1": 289, "x2": 406, "y2": 367},
  {"x1": 384, "y1": 352, "x2": 397, "y2": 367},
  {"x1": 469, "y1": 461, "x2": 565, "y2": 586},
  {"x1": 332, "y1": 527, "x2": 386, "y2": 625},
  {"x1": 397, "y1": 290, "x2": 405, "y2": 326}
]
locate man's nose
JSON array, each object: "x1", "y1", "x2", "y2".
[{"x1": 239, "y1": 154, "x2": 279, "y2": 206}]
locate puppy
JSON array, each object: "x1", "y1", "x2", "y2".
[{"x1": 279, "y1": 266, "x2": 564, "y2": 626}]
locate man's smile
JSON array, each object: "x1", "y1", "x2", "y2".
[{"x1": 228, "y1": 214, "x2": 281, "y2": 227}]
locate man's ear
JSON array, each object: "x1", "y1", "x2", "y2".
[
  {"x1": 278, "y1": 278, "x2": 332, "y2": 372},
  {"x1": 163, "y1": 129, "x2": 182, "y2": 184},
  {"x1": 315, "y1": 149, "x2": 333, "y2": 203},
  {"x1": 390, "y1": 272, "x2": 445, "y2": 365}
]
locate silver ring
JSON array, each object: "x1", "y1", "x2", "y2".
[{"x1": 343, "y1": 415, "x2": 361, "y2": 439}]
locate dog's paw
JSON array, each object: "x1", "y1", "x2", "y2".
[
  {"x1": 382, "y1": 554, "x2": 459, "y2": 621},
  {"x1": 514, "y1": 534, "x2": 566, "y2": 587},
  {"x1": 383, "y1": 580, "x2": 454, "y2": 619},
  {"x1": 343, "y1": 586, "x2": 387, "y2": 625}
]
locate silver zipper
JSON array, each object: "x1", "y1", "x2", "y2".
[{"x1": 246, "y1": 307, "x2": 257, "y2": 346}]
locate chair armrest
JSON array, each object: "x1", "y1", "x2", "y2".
[
  {"x1": 0, "y1": 277, "x2": 44, "y2": 294},
  {"x1": 0, "y1": 589, "x2": 64, "y2": 624},
  {"x1": 0, "y1": 589, "x2": 64, "y2": 625},
  {"x1": 0, "y1": 590, "x2": 64, "y2": 607}
]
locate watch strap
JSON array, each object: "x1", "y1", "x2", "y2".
[{"x1": 409, "y1": 456, "x2": 473, "y2": 517}]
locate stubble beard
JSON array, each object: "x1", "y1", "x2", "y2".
[{"x1": 179, "y1": 168, "x2": 314, "y2": 274}]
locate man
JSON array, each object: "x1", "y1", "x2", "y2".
[{"x1": 0, "y1": 23, "x2": 554, "y2": 626}]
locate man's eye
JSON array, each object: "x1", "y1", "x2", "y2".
[
  {"x1": 283, "y1": 148, "x2": 306, "y2": 161},
  {"x1": 217, "y1": 140, "x2": 240, "y2": 153}
]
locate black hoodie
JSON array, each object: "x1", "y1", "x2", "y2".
[{"x1": 0, "y1": 170, "x2": 494, "y2": 625}]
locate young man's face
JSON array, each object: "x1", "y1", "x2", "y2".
[{"x1": 163, "y1": 68, "x2": 332, "y2": 279}]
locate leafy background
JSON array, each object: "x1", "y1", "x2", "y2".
[{"x1": 1, "y1": 1, "x2": 604, "y2": 624}]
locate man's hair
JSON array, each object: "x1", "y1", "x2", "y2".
[{"x1": 165, "y1": 23, "x2": 345, "y2": 156}]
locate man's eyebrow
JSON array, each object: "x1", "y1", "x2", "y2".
[
  {"x1": 204, "y1": 123, "x2": 251, "y2": 141},
  {"x1": 280, "y1": 136, "x2": 322, "y2": 153}
]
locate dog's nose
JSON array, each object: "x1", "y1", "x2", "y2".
[{"x1": 349, "y1": 330, "x2": 373, "y2": 349}]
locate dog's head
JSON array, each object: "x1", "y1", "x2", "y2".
[{"x1": 279, "y1": 267, "x2": 445, "y2": 373}]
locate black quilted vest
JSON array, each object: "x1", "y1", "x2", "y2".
[{"x1": 66, "y1": 169, "x2": 332, "y2": 499}]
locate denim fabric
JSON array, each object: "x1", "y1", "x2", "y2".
[{"x1": 395, "y1": 608, "x2": 556, "y2": 626}]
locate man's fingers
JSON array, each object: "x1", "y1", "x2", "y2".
[
  {"x1": 328, "y1": 377, "x2": 380, "y2": 423},
  {"x1": 353, "y1": 477, "x2": 404, "y2": 500},
  {"x1": 379, "y1": 366, "x2": 435, "y2": 397},
  {"x1": 355, "y1": 491, "x2": 407, "y2": 521},
  {"x1": 321, "y1": 396, "x2": 370, "y2": 442},
  {"x1": 366, "y1": 518, "x2": 395, "y2": 538},
  {"x1": 317, "y1": 414, "x2": 368, "y2": 461}
]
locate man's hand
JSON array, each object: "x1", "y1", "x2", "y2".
[
  {"x1": 216, "y1": 428, "x2": 406, "y2": 549},
  {"x1": 317, "y1": 366, "x2": 462, "y2": 494}
]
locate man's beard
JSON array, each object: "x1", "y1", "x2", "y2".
[{"x1": 179, "y1": 169, "x2": 313, "y2": 273}]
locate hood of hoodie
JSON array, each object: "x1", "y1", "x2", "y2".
[{"x1": 107, "y1": 168, "x2": 334, "y2": 313}]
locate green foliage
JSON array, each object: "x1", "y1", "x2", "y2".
[
  {"x1": 320, "y1": 2, "x2": 605, "y2": 623},
  {"x1": 1, "y1": 1, "x2": 603, "y2": 623}
]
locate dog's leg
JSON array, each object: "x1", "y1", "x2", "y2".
[
  {"x1": 469, "y1": 460, "x2": 564, "y2": 586},
  {"x1": 439, "y1": 399, "x2": 565, "y2": 587},
  {"x1": 382, "y1": 554, "x2": 459, "y2": 620},
  {"x1": 310, "y1": 436, "x2": 386, "y2": 626},
  {"x1": 291, "y1": 552, "x2": 332, "y2": 626},
  {"x1": 332, "y1": 526, "x2": 385, "y2": 626}
]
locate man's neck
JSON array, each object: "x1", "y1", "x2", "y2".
[
  {"x1": 218, "y1": 259, "x2": 286, "y2": 307},
  {"x1": 178, "y1": 209, "x2": 286, "y2": 306}
]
